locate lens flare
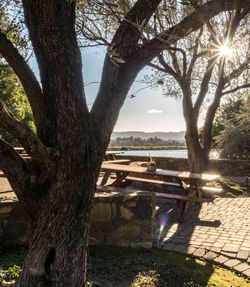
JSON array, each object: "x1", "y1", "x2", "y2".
[
  {"x1": 219, "y1": 44, "x2": 233, "y2": 58},
  {"x1": 157, "y1": 213, "x2": 169, "y2": 244}
]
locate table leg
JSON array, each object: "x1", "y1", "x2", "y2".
[
  {"x1": 179, "y1": 201, "x2": 188, "y2": 223},
  {"x1": 111, "y1": 172, "x2": 129, "y2": 187},
  {"x1": 100, "y1": 171, "x2": 111, "y2": 185}
]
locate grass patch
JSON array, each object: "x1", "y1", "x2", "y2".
[
  {"x1": 88, "y1": 247, "x2": 249, "y2": 287},
  {"x1": 208, "y1": 177, "x2": 248, "y2": 196},
  {"x1": 0, "y1": 246, "x2": 249, "y2": 287}
]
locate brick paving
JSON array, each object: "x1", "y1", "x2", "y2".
[
  {"x1": 155, "y1": 196, "x2": 250, "y2": 278},
  {"x1": 1, "y1": 176, "x2": 250, "y2": 279}
]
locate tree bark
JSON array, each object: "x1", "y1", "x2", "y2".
[{"x1": 16, "y1": 134, "x2": 102, "y2": 287}]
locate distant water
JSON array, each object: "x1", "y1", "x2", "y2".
[
  {"x1": 117, "y1": 149, "x2": 219, "y2": 159},
  {"x1": 118, "y1": 149, "x2": 188, "y2": 158}
]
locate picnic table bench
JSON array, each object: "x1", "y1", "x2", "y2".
[{"x1": 100, "y1": 163, "x2": 221, "y2": 221}]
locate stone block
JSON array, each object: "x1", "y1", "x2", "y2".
[
  {"x1": 120, "y1": 206, "x2": 133, "y2": 220},
  {"x1": 116, "y1": 224, "x2": 141, "y2": 242},
  {"x1": 90, "y1": 202, "x2": 111, "y2": 222},
  {"x1": 0, "y1": 206, "x2": 12, "y2": 214}
]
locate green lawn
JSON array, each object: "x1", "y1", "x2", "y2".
[{"x1": 1, "y1": 246, "x2": 249, "y2": 286}]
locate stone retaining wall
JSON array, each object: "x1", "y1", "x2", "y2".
[
  {"x1": 116, "y1": 155, "x2": 250, "y2": 176},
  {"x1": 0, "y1": 190, "x2": 155, "y2": 248},
  {"x1": 90, "y1": 190, "x2": 155, "y2": 248}
]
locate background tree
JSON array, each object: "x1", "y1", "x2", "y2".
[
  {"x1": 148, "y1": 7, "x2": 250, "y2": 172},
  {"x1": 77, "y1": 1, "x2": 250, "y2": 172},
  {"x1": 213, "y1": 93, "x2": 250, "y2": 159},
  {"x1": 0, "y1": 1, "x2": 249, "y2": 286}
]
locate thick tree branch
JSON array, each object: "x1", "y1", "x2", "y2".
[
  {"x1": 136, "y1": 0, "x2": 250, "y2": 63},
  {"x1": 91, "y1": 0, "x2": 162, "y2": 141},
  {"x1": 202, "y1": 60, "x2": 226, "y2": 151},
  {"x1": 193, "y1": 58, "x2": 216, "y2": 117},
  {"x1": 0, "y1": 31, "x2": 45, "y2": 134},
  {"x1": 0, "y1": 99, "x2": 54, "y2": 164}
]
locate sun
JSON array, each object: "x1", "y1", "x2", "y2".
[{"x1": 219, "y1": 44, "x2": 234, "y2": 58}]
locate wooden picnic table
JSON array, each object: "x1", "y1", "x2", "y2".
[
  {"x1": 100, "y1": 163, "x2": 220, "y2": 221},
  {"x1": 100, "y1": 163, "x2": 219, "y2": 187}
]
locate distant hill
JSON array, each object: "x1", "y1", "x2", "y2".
[{"x1": 111, "y1": 131, "x2": 185, "y2": 141}]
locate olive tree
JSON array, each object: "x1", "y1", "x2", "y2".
[
  {"x1": 149, "y1": 7, "x2": 250, "y2": 172},
  {"x1": 0, "y1": 0, "x2": 249, "y2": 286}
]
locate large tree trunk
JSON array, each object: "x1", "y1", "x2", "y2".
[
  {"x1": 185, "y1": 130, "x2": 209, "y2": 173},
  {"x1": 17, "y1": 149, "x2": 101, "y2": 287}
]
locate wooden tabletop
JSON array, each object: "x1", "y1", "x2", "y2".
[{"x1": 101, "y1": 163, "x2": 220, "y2": 182}]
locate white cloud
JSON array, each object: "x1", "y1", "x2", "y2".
[{"x1": 147, "y1": 109, "x2": 163, "y2": 114}]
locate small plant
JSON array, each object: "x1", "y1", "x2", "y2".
[
  {"x1": 132, "y1": 270, "x2": 159, "y2": 287},
  {"x1": 148, "y1": 156, "x2": 156, "y2": 166},
  {"x1": 0, "y1": 265, "x2": 21, "y2": 283},
  {"x1": 146, "y1": 156, "x2": 157, "y2": 171}
]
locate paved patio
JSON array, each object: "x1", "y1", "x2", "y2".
[
  {"x1": 1, "y1": 176, "x2": 250, "y2": 278},
  {"x1": 155, "y1": 197, "x2": 250, "y2": 278}
]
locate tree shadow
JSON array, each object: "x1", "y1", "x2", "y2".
[
  {"x1": 154, "y1": 198, "x2": 221, "y2": 273},
  {"x1": 88, "y1": 246, "x2": 217, "y2": 287}
]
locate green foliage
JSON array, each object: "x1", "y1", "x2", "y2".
[
  {"x1": 0, "y1": 265, "x2": 21, "y2": 282},
  {"x1": 110, "y1": 136, "x2": 185, "y2": 147},
  {"x1": 217, "y1": 177, "x2": 247, "y2": 195},
  {"x1": 213, "y1": 94, "x2": 250, "y2": 159},
  {"x1": 0, "y1": 245, "x2": 26, "y2": 283},
  {"x1": 0, "y1": 9, "x2": 34, "y2": 145},
  {"x1": 0, "y1": 63, "x2": 34, "y2": 145},
  {"x1": 108, "y1": 145, "x2": 186, "y2": 151}
]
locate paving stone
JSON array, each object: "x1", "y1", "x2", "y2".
[
  {"x1": 236, "y1": 251, "x2": 249, "y2": 260},
  {"x1": 154, "y1": 197, "x2": 250, "y2": 276},
  {"x1": 172, "y1": 245, "x2": 188, "y2": 253},
  {"x1": 193, "y1": 248, "x2": 206, "y2": 257},
  {"x1": 183, "y1": 246, "x2": 197, "y2": 255},
  {"x1": 234, "y1": 263, "x2": 250, "y2": 273},
  {"x1": 203, "y1": 251, "x2": 217, "y2": 261},
  {"x1": 162, "y1": 243, "x2": 176, "y2": 251},
  {"x1": 224, "y1": 259, "x2": 241, "y2": 268},
  {"x1": 214, "y1": 255, "x2": 228, "y2": 264},
  {"x1": 212, "y1": 242, "x2": 224, "y2": 248},
  {"x1": 242, "y1": 268, "x2": 250, "y2": 278}
]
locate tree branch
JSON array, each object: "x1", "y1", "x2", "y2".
[
  {"x1": 202, "y1": 60, "x2": 226, "y2": 151},
  {"x1": 135, "y1": 0, "x2": 250, "y2": 64},
  {"x1": 222, "y1": 83, "x2": 250, "y2": 95},
  {"x1": 0, "y1": 138, "x2": 30, "y2": 192},
  {"x1": 0, "y1": 99, "x2": 54, "y2": 164},
  {"x1": 187, "y1": 28, "x2": 203, "y2": 81},
  {"x1": 0, "y1": 31, "x2": 45, "y2": 133},
  {"x1": 193, "y1": 58, "x2": 216, "y2": 117},
  {"x1": 224, "y1": 59, "x2": 250, "y2": 85},
  {"x1": 91, "y1": 0, "x2": 162, "y2": 140}
]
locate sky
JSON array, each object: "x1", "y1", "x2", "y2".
[
  {"x1": 31, "y1": 47, "x2": 186, "y2": 133},
  {"x1": 83, "y1": 47, "x2": 186, "y2": 132}
]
